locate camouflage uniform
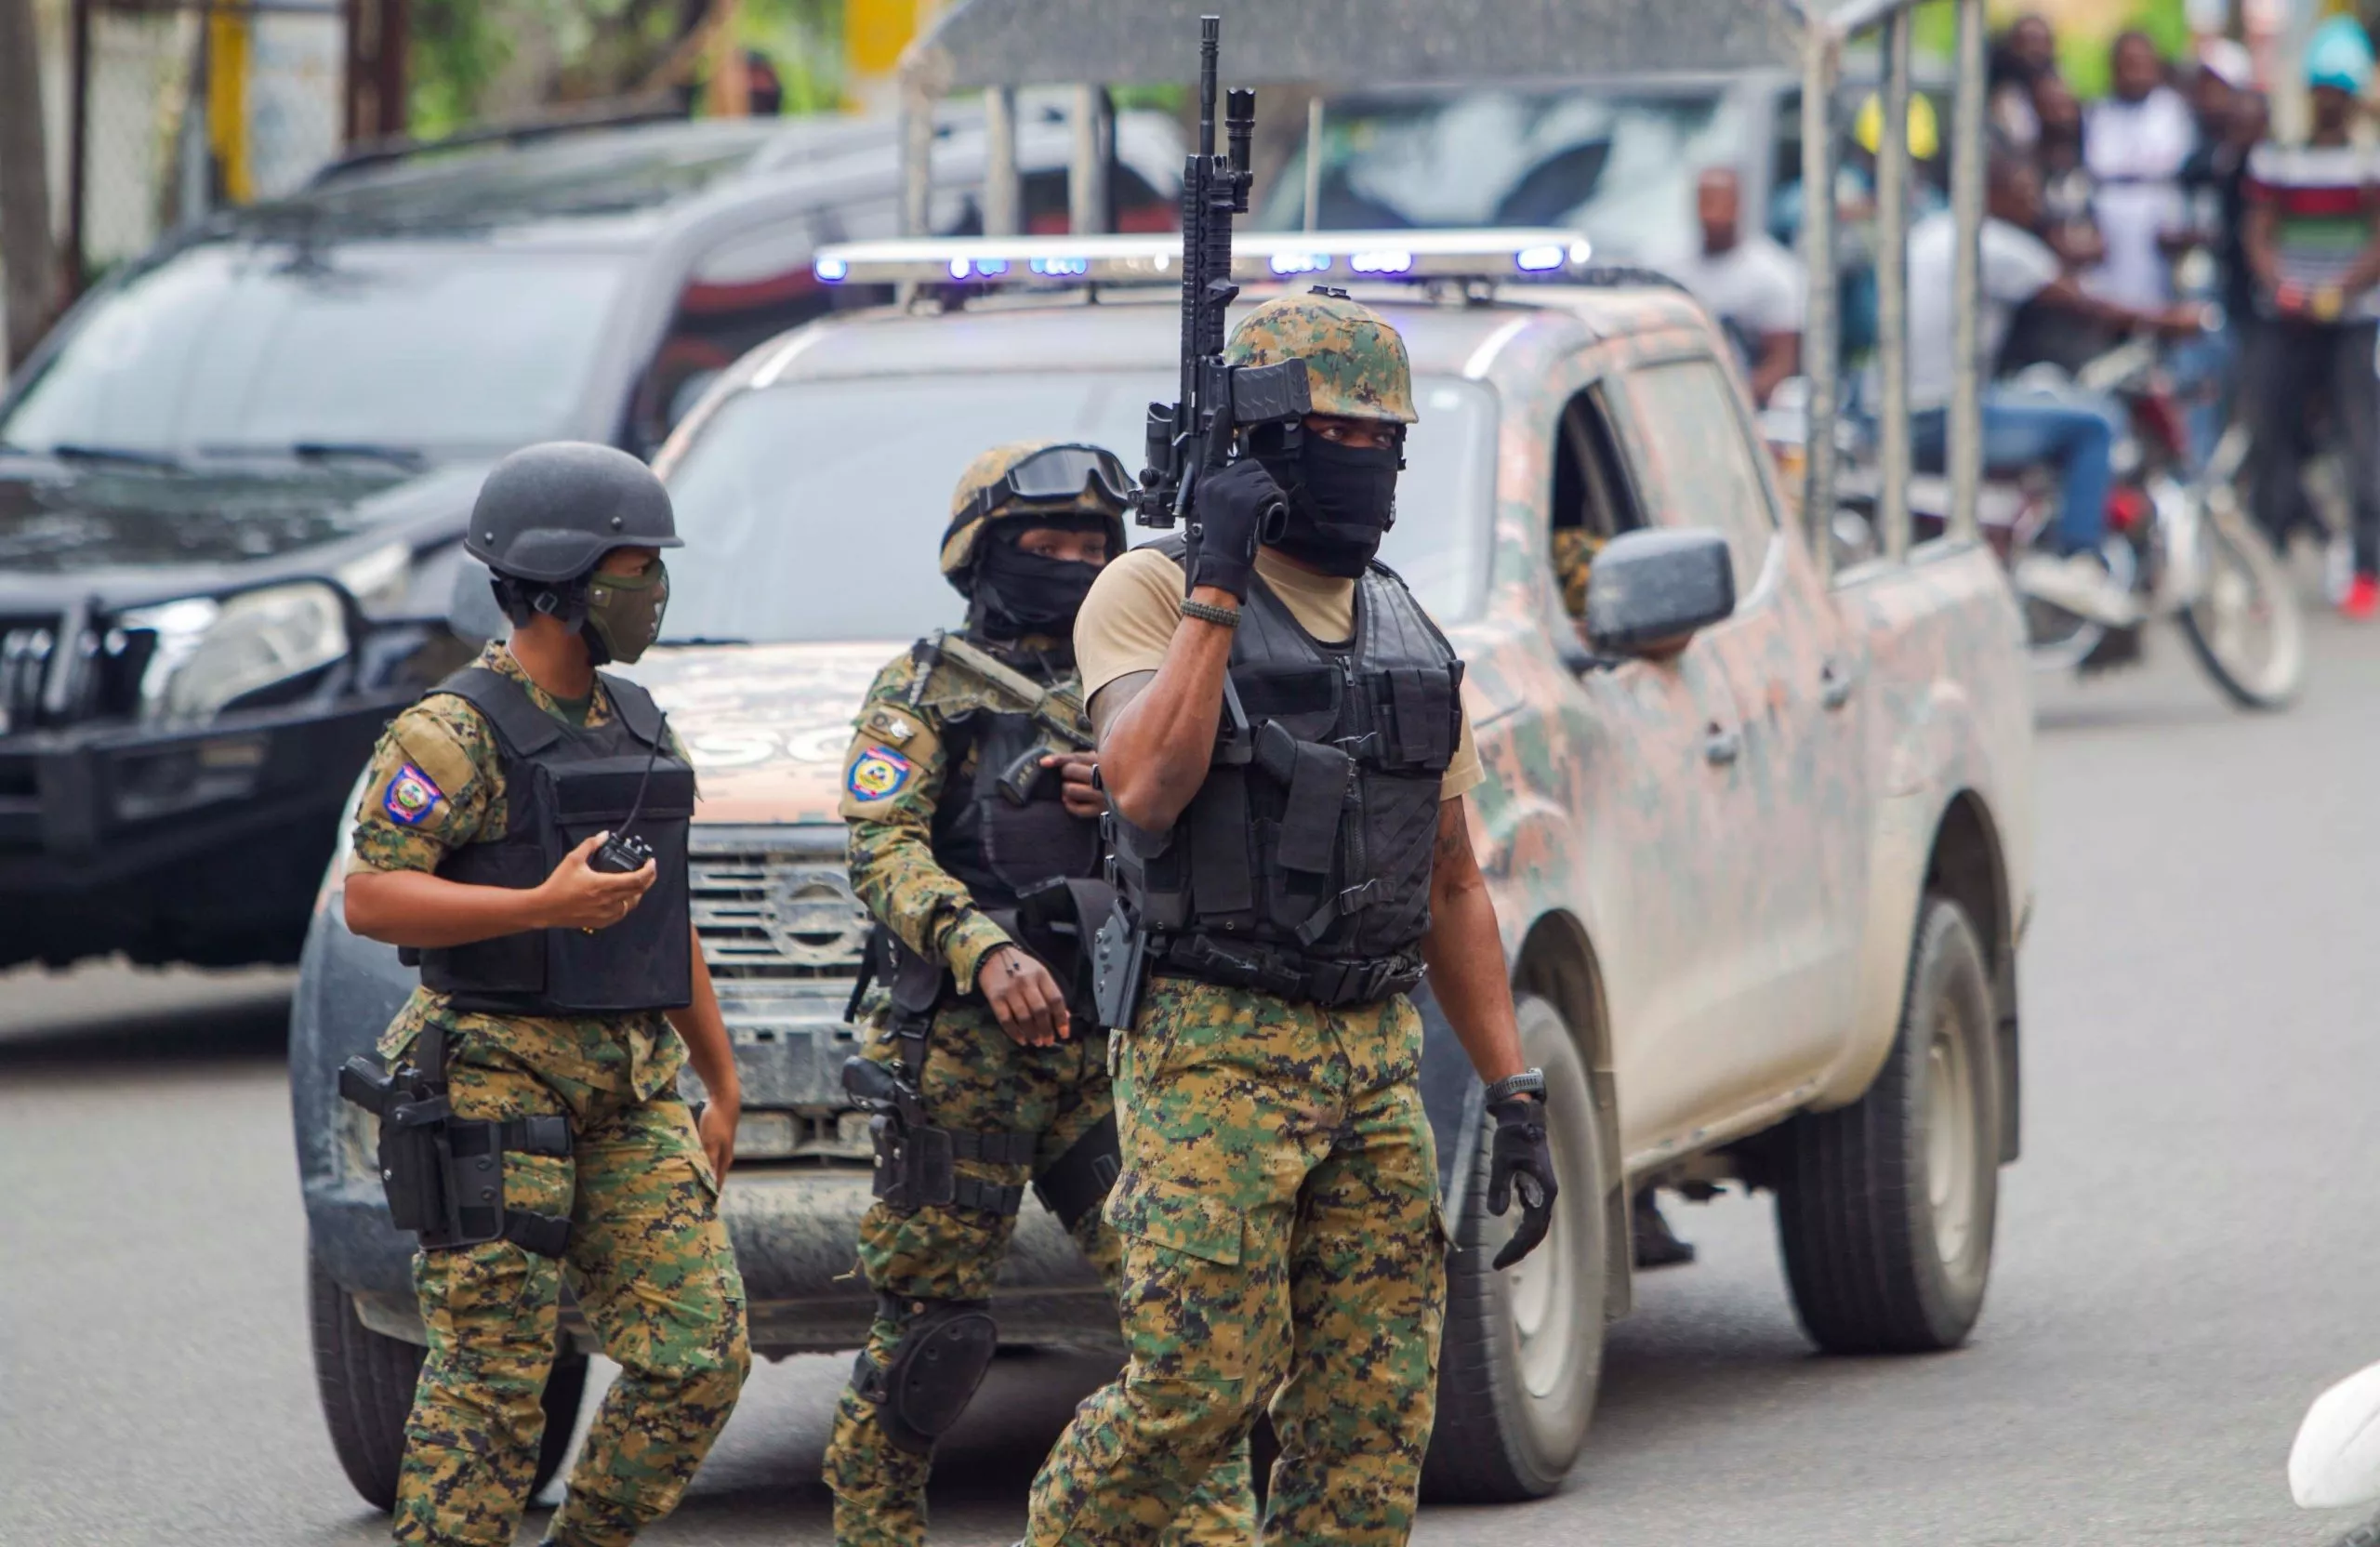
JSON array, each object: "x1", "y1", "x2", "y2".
[
  {"x1": 1027, "y1": 291, "x2": 1461, "y2": 1547},
  {"x1": 354, "y1": 641, "x2": 749, "y2": 1547},
  {"x1": 824, "y1": 641, "x2": 1256, "y2": 1547}
]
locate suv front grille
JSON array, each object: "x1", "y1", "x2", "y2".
[{"x1": 691, "y1": 825, "x2": 871, "y2": 978}]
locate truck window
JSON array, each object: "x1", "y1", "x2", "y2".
[
  {"x1": 1549, "y1": 386, "x2": 1638, "y2": 621},
  {"x1": 1620, "y1": 357, "x2": 1777, "y2": 597},
  {"x1": 628, "y1": 216, "x2": 833, "y2": 455}
]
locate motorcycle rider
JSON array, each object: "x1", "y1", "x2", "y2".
[
  {"x1": 1906, "y1": 152, "x2": 2207, "y2": 626},
  {"x1": 823, "y1": 443, "x2": 1256, "y2": 1547}
]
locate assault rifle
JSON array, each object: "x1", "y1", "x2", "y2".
[
  {"x1": 906, "y1": 629, "x2": 1093, "y2": 802},
  {"x1": 1131, "y1": 13, "x2": 1310, "y2": 531}
]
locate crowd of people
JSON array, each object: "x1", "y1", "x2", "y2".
[{"x1": 1662, "y1": 15, "x2": 2380, "y2": 623}]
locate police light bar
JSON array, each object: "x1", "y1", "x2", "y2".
[{"x1": 811, "y1": 229, "x2": 1594, "y2": 288}]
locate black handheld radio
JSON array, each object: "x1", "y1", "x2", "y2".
[{"x1": 591, "y1": 714, "x2": 668, "y2": 874}]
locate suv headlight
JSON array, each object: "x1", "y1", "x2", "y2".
[{"x1": 117, "y1": 582, "x2": 350, "y2": 723}]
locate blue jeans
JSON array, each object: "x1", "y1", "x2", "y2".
[
  {"x1": 1912, "y1": 385, "x2": 2121, "y2": 554},
  {"x1": 2166, "y1": 321, "x2": 2236, "y2": 474}
]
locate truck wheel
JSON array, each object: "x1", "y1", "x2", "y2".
[
  {"x1": 309, "y1": 1246, "x2": 590, "y2": 1509},
  {"x1": 1773, "y1": 894, "x2": 2000, "y2": 1354},
  {"x1": 309, "y1": 1246, "x2": 424, "y2": 1511},
  {"x1": 1421, "y1": 994, "x2": 1607, "y2": 1502}
]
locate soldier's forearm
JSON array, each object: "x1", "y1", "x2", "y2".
[
  {"x1": 344, "y1": 866, "x2": 550, "y2": 948},
  {"x1": 1420, "y1": 800, "x2": 1526, "y2": 1086},
  {"x1": 1099, "y1": 590, "x2": 1237, "y2": 831},
  {"x1": 849, "y1": 820, "x2": 1010, "y2": 986},
  {"x1": 668, "y1": 927, "x2": 740, "y2": 1104}
]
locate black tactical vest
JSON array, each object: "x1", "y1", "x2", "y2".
[
  {"x1": 411, "y1": 666, "x2": 695, "y2": 1015},
  {"x1": 1109, "y1": 538, "x2": 1464, "y2": 1007},
  {"x1": 929, "y1": 702, "x2": 1104, "y2": 914}
]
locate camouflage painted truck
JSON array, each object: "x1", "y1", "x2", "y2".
[{"x1": 289, "y1": 226, "x2": 2033, "y2": 1507}]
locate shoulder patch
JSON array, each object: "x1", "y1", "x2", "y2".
[
  {"x1": 383, "y1": 762, "x2": 445, "y2": 826},
  {"x1": 392, "y1": 705, "x2": 486, "y2": 802},
  {"x1": 847, "y1": 746, "x2": 914, "y2": 803},
  {"x1": 861, "y1": 704, "x2": 921, "y2": 749}
]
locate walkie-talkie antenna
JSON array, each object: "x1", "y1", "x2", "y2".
[{"x1": 615, "y1": 714, "x2": 668, "y2": 839}]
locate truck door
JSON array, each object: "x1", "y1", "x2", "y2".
[
  {"x1": 1541, "y1": 376, "x2": 1753, "y2": 1155},
  {"x1": 1614, "y1": 353, "x2": 1865, "y2": 1099}
]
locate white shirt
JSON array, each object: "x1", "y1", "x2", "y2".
[
  {"x1": 2083, "y1": 86, "x2": 2195, "y2": 308},
  {"x1": 1906, "y1": 210, "x2": 2062, "y2": 409},
  {"x1": 1663, "y1": 233, "x2": 1806, "y2": 346}
]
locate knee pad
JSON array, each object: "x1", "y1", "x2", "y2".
[{"x1": 851, "y1": 1296, "x2": 998, "y2": 1454}]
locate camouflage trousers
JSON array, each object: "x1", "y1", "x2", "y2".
[
  {"x1": 1023, "y1": 979, "x2": 1448, "y2": 1547},
  {"x1": 392, "y1": 1034, "x2": 751, "y2": 1547},
  {"x1": 822, "y1": 998, "x2": 1256, "y2": 1547}
]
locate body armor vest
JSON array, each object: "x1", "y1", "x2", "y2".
[
  {"x1": 929, "y1": 701, "x2": 1103, "y2": 914},
  {"x1": 411, "y1": 666, "x2": 695, "y2": 1015},
  {"x1": 1110, "y1": 537, "x2": 1463, "y2": 1007}
]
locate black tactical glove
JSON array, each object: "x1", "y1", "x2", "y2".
[
  {"x1": 1488, "y1": 1095, "x2": 1558, "y2": 1270},
  {"x1": 1183, "y1": 457, "x2": 1286, "y2": 601}
]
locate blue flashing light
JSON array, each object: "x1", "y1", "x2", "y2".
[
  {"x1": 1350, "y1": 249, "x2": 1414, "y2": 275},
  {"x1": 1029, "y1": 256, "x2": 1091, "y2": 277},
  {"x1": 1514, "y1": 244, "x2": 1567, "y2": 273},
  {"x1": 977, "y1": 258, "x2": 1011, "y2": 276},
  {"x1": 814, "y1": 256, "x2": 850, "y2": 283},
  {"x1": 948, "y1": 258, "x2": 971, "y2": 280},
  {"x1": 1270, "y1": 251, "x2": 1331, "y2": 276}
]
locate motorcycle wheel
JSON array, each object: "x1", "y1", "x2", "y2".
[{"x1": 2177, "y1": 501, "x2": 2305, "y2": 710}]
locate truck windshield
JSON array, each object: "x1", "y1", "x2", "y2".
[
  {"x1": 1259, "y1": 87, "x2": 1744, "y2": 265},
  {"x1": 662, "y1": 372, "x2": 1498, "y2": 644},
  {"x1": 0, "y1": 239, "x2": 630, "y2": 459}
]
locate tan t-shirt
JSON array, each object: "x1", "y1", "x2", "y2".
[{"x1": 1075, "y1": 547, "x2": 1485, "y2": 801}]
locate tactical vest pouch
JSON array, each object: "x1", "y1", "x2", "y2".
[{"x1": 541, "y1": 755, "x2": 696, "y2": 1012}]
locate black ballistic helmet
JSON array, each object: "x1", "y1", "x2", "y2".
[{"x1": 466, "y1": 442, "x2": 681, "y2": 584}]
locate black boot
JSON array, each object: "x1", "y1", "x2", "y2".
[{"x1": 1633, "y1": 1189, "x2": 1696, "y2": 1269}]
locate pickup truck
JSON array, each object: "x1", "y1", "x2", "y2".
[{"x1": 290, "y1": 228, "x2": 2032, "y2": 1510}]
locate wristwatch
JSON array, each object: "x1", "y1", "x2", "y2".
[{"x1": 1485, "y1": 1067, "x2": 1546, "y2": 1104}]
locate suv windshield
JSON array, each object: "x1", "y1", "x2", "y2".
[
  {"x1": 662, "y1": 372, "x2": 1498, "y2": 644},
  {"x1": 0, "y1": 239, "x2": 630, "y2": 459},
  {"x1": 1259, "y1": 87, "x2": 1744, "y2": 265}
]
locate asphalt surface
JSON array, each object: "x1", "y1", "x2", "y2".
[{"x1": 7, "y1": 610, "x2": 2380, "y2": 1547}]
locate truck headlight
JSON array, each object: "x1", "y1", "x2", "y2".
[{"x1": 118, "y1": 582, "x2": 350, "y2": 723}]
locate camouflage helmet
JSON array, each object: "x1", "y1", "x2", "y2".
[
  {"x1": 937, "y1": 440, "x2": 1132, "y2": 589},
  {"x1": 1225, "y1": 288, "x2": 1418, "y2": 425}
]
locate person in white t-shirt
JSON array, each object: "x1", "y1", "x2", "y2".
[
  {"x1": 1907, "y1": 155, "x2": 2204, "y2": 625},
  {"x1": 1663, "y1": 167, "x2": 1805, "y2": 404},
  {"x1": 2084, "y1": 31, "x2": 2197, "y2": 310}
]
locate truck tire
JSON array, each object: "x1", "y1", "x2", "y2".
[
  {"x1": 308, "y1": 1246, "x2": 590, "y2": 1509},
  {"x1": 1772, "y1": 894, "x2": 2000, "y2": 1354},
  {"x1": 309, "y1": 1246, "x2": 424, "y2": 1511},
  {"x1": 1421, "y1": 994, "x2": 1607, "y2": 1502}
]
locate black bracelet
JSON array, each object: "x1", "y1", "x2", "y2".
[
  {"x1": 1180, "y1": 598, "x2": 1241, "y2": 628},
  {"x1": 1485, "y1": 1068, "x2": 1546, "y2": 1104}
]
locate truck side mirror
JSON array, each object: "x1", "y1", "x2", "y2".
[{"x1": 1585, "y1": 528, "x2": 1736, "y2": 658}]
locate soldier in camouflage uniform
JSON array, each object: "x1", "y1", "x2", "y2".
[
  {"x1": 824, "y1": 442, "x2": 1256, "y2": 1547},
  {"x1": 1022, "y1": 292, "x2": 1560, "y2": 1547},
  {"x1": 343, "y1": 443, "x2": 748, "y2": 1547}
]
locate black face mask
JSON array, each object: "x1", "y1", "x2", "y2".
[
  {"x1": 971, "y1": 537, "x2": 1102, "y2": 638},
  {"x1": 1259, "y1": 435, "x2": 1402, "y2": 577}
]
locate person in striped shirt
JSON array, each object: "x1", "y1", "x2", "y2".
[{"x1": 2242, "y1": 18, "x2": 2380, "y2": 617}]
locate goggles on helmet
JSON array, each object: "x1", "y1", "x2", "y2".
[{"x1": 967, "y1": 443, "x2": 1135, "y2": 522}]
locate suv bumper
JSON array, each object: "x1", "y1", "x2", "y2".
[{"x1": 0, "y1": 690, "x2": 405, "y2": 965}]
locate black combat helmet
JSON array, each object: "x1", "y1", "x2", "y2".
[{"x1": 466, "y1": 442, "x2": 681, "y2": 584}]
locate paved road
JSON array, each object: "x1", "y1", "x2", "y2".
[{"x1": 8, "y1": 614, "x2": 2380, "y2": 1547}]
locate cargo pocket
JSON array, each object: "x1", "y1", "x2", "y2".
[{"x1": 1104, "y1": 1169, "x2": 1254, "y2": 1388}]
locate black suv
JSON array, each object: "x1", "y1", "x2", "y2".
[{"x1": 0, "y1": 105, "x2": 1181, "y2": 969}]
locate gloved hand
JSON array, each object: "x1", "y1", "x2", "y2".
[
  {"x1": 1488, "y1": 1095, "x2": 1558, "y2": 1270},
  {"x1": 1183, "y1": 457, "x2": 1285, "y2": 601}
]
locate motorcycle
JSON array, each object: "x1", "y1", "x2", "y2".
[{"x1": 1807, "y1": 337, "x2": 2304, "y2": 709}]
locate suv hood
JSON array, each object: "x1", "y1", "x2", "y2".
[
  {"x1": 0, "y1": 458, "x2": 486, "y2": 609},
  {"x1": 624, "y1": 641, "x2": 900, "y2": 826}
]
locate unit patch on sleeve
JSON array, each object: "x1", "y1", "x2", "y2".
[
  {"x1": 847, "y1": 746, "x2": 914, "y2": 802},
  {"x1": 383, "y1": 762, "x2": 445, "y2": 826}
]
